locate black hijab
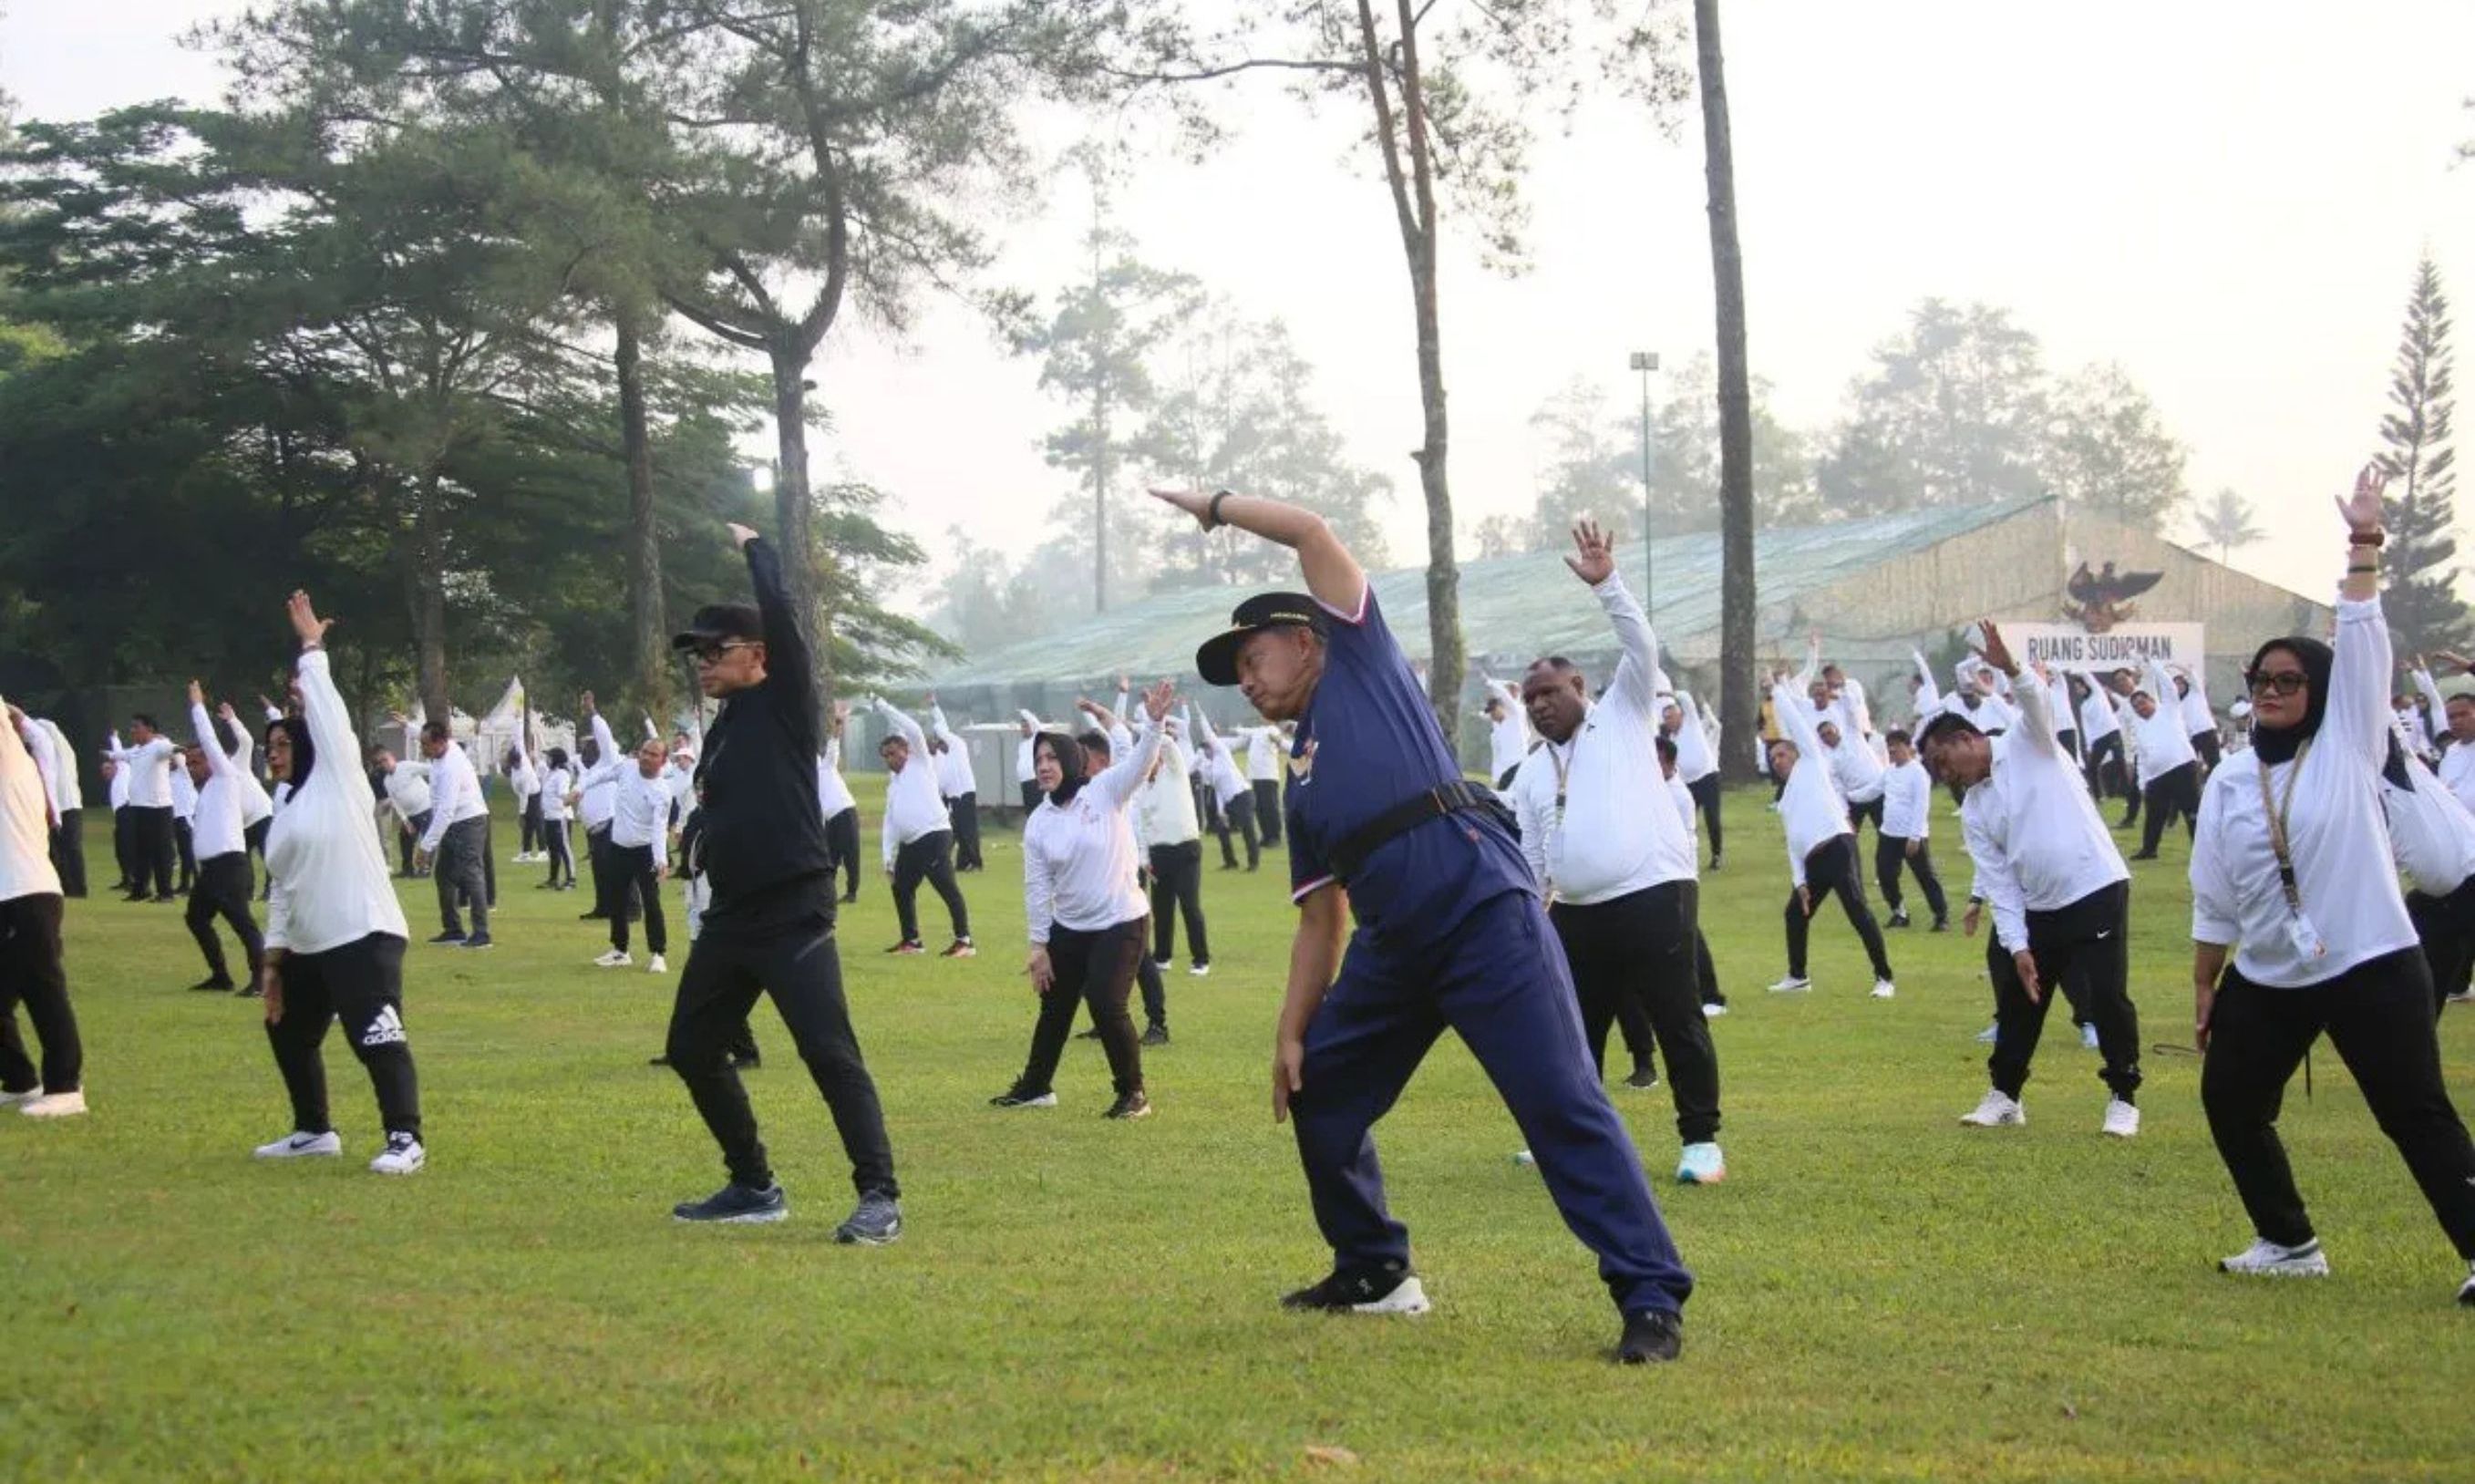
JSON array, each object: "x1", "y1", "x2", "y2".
[
  {"x1": 267, "y1": 715, "x2": 315, "y2": 790},
  {"x1": 1036, "y1": 729, "x2": 1088, "y2": 808},
  {"x1": 2246, "y1": 635, "x2": 2333, "y2": 768}
]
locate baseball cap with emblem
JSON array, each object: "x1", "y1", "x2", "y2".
[
  {"x1": 670, "y1": 603, "x2": 762, "y2": 653},
  {"x1": 1195, "y1": 593, "x2": 1330, "y2": 687}
]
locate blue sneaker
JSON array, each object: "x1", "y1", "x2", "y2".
[
  {"x1": 672, "y1": 1182, "x2": 788, "y2": 1224},
  {"x1": 834, "y1": 1190, "x2": 902, "y2": 1246}
]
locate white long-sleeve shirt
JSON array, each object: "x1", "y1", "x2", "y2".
[
  {"x1": 539, "y1": 765, "x2": 572, "y2": 822},
  {"x1": 2382, "y1": 724, "x2": 2475, "y2": 897},
  {"x1": 2078, "y1": 685, "x2": 2122, "y2": 744},
  {"x1": 1506, "y1": 573, "x2": 1695, "y2": 905},
  {"x1": 1668, "y1": 690, "x2": 1717, "y2": 785},
  {"x1": 35, "y1": 721, "x2": 82, "y2": 814},
  {"x1": 1667, "y1": 775, "x2": 1696, "y2": 844},
  {"x1": 186, "y1": 700, "x2": 267, "y2": 861},
  {"x1": 382, "y1": 761, "x2": 433, "y2": 825},
  {"x1": 1023, "y1": 724, "x2": 1164, "y2": 942},
  {"x1": 1191, "y1": 711, "x2": 1252, "y2": 810},
  {"x1": 575, "y1": 713, "x2": 622, "y2": 830},
  {"x1": 2177, "y1": 665, "x2": 2216, "y2": 740},
  {"x1": 926, "y1": 706, "x2": 978, "y2": 799},
  {"x1": 111, "y1": 734, "x2": 178, "y2": 809},
  {"x1": 1482, "y1": 679, "x2": 1531, "y2": 781},
  {"x1": 1770, "y1": 676, "x2": 1852, "y2": 887},
  {"x1": 2439, "y1": 739, "x2": 2475, "y2": 819},
  {"x1": 817, "y1": 737, "x2": 856, "y2": 818},
  {"x1": 2130, "y1": 658, "x2": 2199, "y2": 785},
  {"x1": 1, "y1": 696, "x2": 61, "y2": 903},
  {"x1": 170, "y1": 765, "x2": 197, "y2": 822},
  {"x1": 417, "y1": 739, "x2": 486, "y2": 854},
  {"x1": 1880, "y1": 758, "x2": 1932, "y2": 840},
  {"x1": 263, "y1": 650, "x2": 409, "y2": 954},
  {"x1": 1236, "y1": 725, "x2": 1286, "y2": 783},
  {"x1": 875, "y1": 702, "x2": 953, "y2": 867},
  {"x1": 1948, "y1": 675, "x2": 2128, "y2": 953},
  {"x1": 1824, "y1": 695, "x2": 1887, "y2": 805},
  {"x1": 2191, "y1": 597, "x2": 2420, "y2": 988},
  {"x1": 608, "y1": 764, "x2": 671, "y2": 869},
  {"x1": 1132, "y1": 736, "x2": 1201, "y2": 849},
  {"x1": 1014, "y1": 712, "x2": 1042, "y2": 784}
]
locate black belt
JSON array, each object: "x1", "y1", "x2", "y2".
[{"x1": 1327, "y1": 779, "x2": 1512, "y2": 882}]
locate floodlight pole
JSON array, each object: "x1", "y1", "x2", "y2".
[{"x1": 1629, "y1": 351, "x2": 1659, "y2": 611}]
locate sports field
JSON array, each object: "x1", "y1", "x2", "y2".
[{"x1": 6, "y1": 783, "x2": 2472, "y2": 1482}]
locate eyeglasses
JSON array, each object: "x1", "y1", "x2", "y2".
[
  {"x1": 2247, "y1": 670, "x2": 2309, "y2": 697},
  {"x1": 689, "y1": 641, "x2": 755, "y2": 667}
]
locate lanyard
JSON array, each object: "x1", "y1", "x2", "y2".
[{"x1": 2253, "y1": 740, "x2": 2311, "y2": 918}]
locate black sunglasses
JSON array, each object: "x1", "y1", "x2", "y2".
[
  {"x1": 689, "y1": 640, "x2": 757, "y2": 666},
  {"x1": 2246, "y1": 670, "x2": 2309, "y2": 697}
]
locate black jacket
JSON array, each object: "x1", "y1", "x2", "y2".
[{"x1": 693, "y1": 538, "x2": 833, "y2": 931}]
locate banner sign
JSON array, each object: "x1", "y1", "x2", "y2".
[{"x1": 2006, "y1": 623, "x2": 2204, "y2": 675}]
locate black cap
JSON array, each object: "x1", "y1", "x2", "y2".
[
  {"x1": 1195, "y1": 592, "x2": 1327, "y2": 686},
  {"x1": 671, "y1": 603, "x2": 762, "y2": 651}
]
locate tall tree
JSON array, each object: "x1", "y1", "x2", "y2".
[
  {"x1": 2043, "y1": 362, "x2": 2189, "y2": 525},
  {"x1": 1694, "y1": 0, "x2": 1760, "y2": 780},
  {"x1": 1816, "y1": 299, "x2": 2052, "y2": 518},
  {"x1": 2377, "y1": 255, "x2": 2468, "y2": 654},
  {"x1": 2191, "y1": 487, "x2": 2264, "y2": 566}
]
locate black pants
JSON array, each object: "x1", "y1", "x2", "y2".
[
  {"x1": 1875, "y1": 833, "x2": 1949, "y2": 924},
  {"x1": 610, "y1": 842, "x2": 667, "y2": 955},
  {"x1": 825, "y1": 807, "x2": 860, "y2": 900},
  {"x1": 0, "y1": 894, "x2": 78, "y2": 1095},
  {"x1": 1692, "y1": 929, "x2": 1722, "y2": 1007},
  {"x1": 1022, "y1": 918, "x2": 1147, "y2": 1098},
  {"x1": 1847, "y1": 795, "x2": 1884, "y2": 843},
  {"x1": 185, "y1": 852, "x2": 263, "y2": 985},
  {"x1": 666, "y1": 912, "x2": 897, "y2": 1196},
  {"x1": 585, "y1": 824, "x2": 636, "y2": 922},
  {"x1": 266, "y1": 932, "x2": 419, "y2": 1139},
  {"x1": 2202, "y1": 948, "x2": 2475, "y2": 1258},
  {"x1": 1135, "y1": 952, "x2": 1166, "y2": 1031},
  {"x1": 1786, "y1": 834, "x2": 1893, "y2": 982},
  {"x1": 397, "y1": 809, "x2": 428, "y2": 877},
  {"x1": 945, "y1": 791, "x2": 983, "y2": 870},
  {"x1": 2140, "y1": 761, "x2": 2202, "y2": 855},
  {"x1": 1212, "y1": 791, "x2": 1260, "y2": 870},
  {"x1": 111, "y1": 807, "x2": 136, "y2": 891},
  {"x1": 1687, "y1": 775, "x2": 1724, "y2": 862},
  {"x1": 2407, "y1": 873, "x2": 2475, "y2": 1014},
  {"x1": 174, "y1": 816, "x2": 196, "y2": 892},
  {"x1": 520, "y1": 792, "x2": 542, "y2": 854},
  {"x1": 48, "y1": 809, "x2": 86, "y2": 899},
  {"x1": 1148, "y1": 840, "x2": 1209, "y2": 967},
  {"x1": 246, "y1": 815, "x2": 271, "y2": 901},
  {"x1": 129, "y1": 805, "x2": 174, "y2": 898},
  {"x1": 480, "y1": 817, "x2": 497, "y2": 909},
  {"x1": 1986, "y1": 882, "x2": 2140, "y2": 1102},
  {"x1": 2192, "y1": 729, "x2": 2222, "y2": 773},
  {"x1": 892, "y1": 830, "x2": 970, "y2": 944},
  {"x1": 2083, "y1": 734, "x2": 2128, "y2": 804},
  {"x1": 432, "y1": 816, "x2": 490, "y2": 935},
  {"x1": 1552, "y1": 881, "x2": 1721, "y2": 1145},
  {"x1": 541, "y1": 817, "x2": 574, "y2": 887},
  {"x1": 1253, "y1": 778, "x2": 1284, "y2": 845},
  {"x1": 2057, "y1": 729, "x2": 2080, "y2": 766}
]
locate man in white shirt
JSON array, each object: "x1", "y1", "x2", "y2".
[
  {"x1": 2175, "y1": 665, "x2": 2222, "y2": 774},
  {"x1": 1015, "y1": 710, "x2": 1044, "y2": 815},
  {"x1": 1, "y1": 696, "x2": 85, "y2": 1118},
  {"x1": 1875, "y1": 728, "x2": 1949, "y2": 932},
  {"x1": 1820, "y1": 662, "x2": 1873, "y2": 743},
  {"x1": 874, "y1": 699, "x2": 974, "y2": 957},
  {"x1": 1192, "y1": 710, "x2": 1262, "y2": 871},
  {"x1": 2072, "y1": 672, "x2": 2129, "y2": 812},
  {"x1": 2414, "y1": 654, "x2": 2475, "y2": 818},
  {"x1": 412, "y1": 722, "x2": 493, "y2": 949},
  {"x1": 181, "y1": 684, "x2": 270, "y2": 994},
  {"x1": 1818, "y1": 706, "x2": 1886, "y2": 843},
  {"x1": 372, "y1": 747, "x2": 434, "y2": 880},
  {"x1": 107, "y1": 715, "x2": 180, "y2": 902},
  {"x1": 594, "y1": 737, "x2": 675, "y2": 974},
  {"x1": 2127, "y1": 656, "x2": 2202, "y2": 861},
  {"x1": 1661, "y1": 692, "x2": 1723, "y2": 871},
  {"x1": 2380, "y1": 721, "x2": 2475, "y2": 1010},
  {"x1": 170, "y1": 752, "x2": 200, "y2": 895},
  {"x1": 1655, "y1": 735, "x2": 1726, "y2": 1015},
  {"x1": 1234, "y1": 720, "x2": 1291, "y2": 848},
  {"x1": 1919, "y1": 629, "x2": 2140, "y2": 1139},
  {"x1": 1133, "y1": 720, "x2": 1210, "y2": 976},
  {"x1": 925, "y1": 696, "x2": 985, "y2": 872},
  {"x1": 1767, "y1": 672, "x2": 1898, "y2": 998},
  {"x1": 1480, "y1": 677, "x2": 1531, "y2": 790},
  {"x1": 571, "y1": 698, "x2": 634, "y2": 928},
  {"x1": 22, "y1": 716, "x2": 85, "y2": 899},
  {"x1": 1506, "y1": 521, "x2": 1723, "y2": 1185}
]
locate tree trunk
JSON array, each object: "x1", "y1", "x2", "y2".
[
  {"x1": 768, "y1": 345, "x2": 835, "y2": 714},
  {"x1": 616, "y1": 311, "x2": 670, "y2": 726},
  {"x1": 1411, "y1": 250, "x2": 1465, "y2": 760},
  {"x1": 1093, "y1": 373, "x2": 1112, "y2": 614},
  {"x1": 1696, "y1": 0, "x2": 1759, "y2": 781},
  {"x1": 408, "y1": 471, "x2": 451, "y2": 725}
]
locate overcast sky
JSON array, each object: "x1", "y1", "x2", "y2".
[{"x1": 11, "y1": 1, "x2": 2474, "y2": 611}]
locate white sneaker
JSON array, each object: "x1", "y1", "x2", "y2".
[
  {"x1": 1959, "y1": 1088, "x2": 2025, "y2": 1128},
  {"x1": 1676, "y1": 1141, "x2": 1727, "y2": 1184},
  {"x1": 2219, "y1": 1236, "x2": 2327, "y2": 1278},
  {"x1": 0, "y1": 1085, "x2": 41, "y2": 1108},
  {"x1": 594, "y1": 949, "x2": 633, "y2": 968},
  {"x1": 2081, "y1": 1023, "x2": 2100, "y2": 1051},
  {"x1": 647, "y1": 954, "x2": 668, "y2": 974},
  {"x1": 1189, "y1": 963, "x2": 1212, "y2": 977},
  {"x1": 254, "y1": 1129, "x2": 342, "y2": 1159},
  {"x1": 1701, "y1": 1002, "x2": 1729, "y2": 1018},
  {"x1": 1768, "y1": 974, "x2": 1812, "y2": 994},
  {"x1": 1512, "y1": 1149, "x2": 1536, "y2": 1167},
  {"x1": 1974, "y1": 1023, "x2": 2000, "y2": 1045},
  {"x1": 2459, "y1": 1262, "x2": 2475, "y2": 1306},
  {"x1": 20, "y1": 1089, "x2": 87, "y2": 1118},
  {"x1": 2450, "y1": 991, "x2": 2475, "y2": 1006},
  {"x1": 369, "y1": 1132, "x2": 426, "y2": 1175},
  {"x1": 1871, "y1": 979, "x2": 1896, "y2": 999},
  {"x1": 2101, "y1": 1098, "x2": 2140, "y2": 1138}
]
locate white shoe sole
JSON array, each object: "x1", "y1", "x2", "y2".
[
  {"x1": 1348, "y1": 1276, "x2": 1431, "y2": 1314},
  {"x1": 1768, "y1": 981, "x2": 1811, "y2": 994},
  {"x1": 996, "y1": 1095, "x2": 1059, "y2": 1109},
  {"x1": 370, "y1": 1147, "x2": 426, "y2": 1175},
  {"x1": 255, "y1": 1139, "x2": 342, "y2": 1159},
  {"x1": 2221, "y1": 1256, "x2": 2328, "y2": 1278},
  {"x1": 676, "y1": 1207, "x2": 788, "y2": 1225}
]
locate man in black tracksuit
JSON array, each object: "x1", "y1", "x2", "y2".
[{"x1": 661, "y1": 521, "x2": 902, "y2": 1243}]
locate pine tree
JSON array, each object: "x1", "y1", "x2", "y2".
[{"x1": 2378, "y1": 255, "x2": 2466, "y2": 654}]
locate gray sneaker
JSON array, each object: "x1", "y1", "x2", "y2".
[{"x1": 834, "y1": 1190, "x2": 902, "y2": 1246}]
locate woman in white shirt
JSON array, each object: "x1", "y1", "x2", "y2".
[
  {"x1": 991, "y1": 680, "x2": 1173, "y2": 1120},
  {"x1": 254, "y1": 591, "x2": 426, "y2": 1177},
  {"x1": 1767, "y1": 676, "x2": 1896, "y2": 998},
  {"x1": 536, "y1": 747, "x2": 576, "y2": 890},
  {"x1": 2191, "y1": 466, "x2": 2475, "y2": 1298}
]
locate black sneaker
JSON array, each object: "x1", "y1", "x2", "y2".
[
  {"x1": 990, "y1": 1084, "x2": 1057, "y2": 1108},
  {"x1": 1624, "y1": 1063, "x2": 1661, "y2": 1090},
  {"x1": 834, "y1": 1190, "x2": 902, "y2": 1246},
  {"x1": 1140, "y1": 1025, "x2": 1170, "y2": 1047},
  {"x1": 672, "y1": 1182, "x2": 788, "y2": 1224},
  {"x1": 236, "y1": 983, "x2": 263, "y2": 999},
  {"x1": 1887, "y1": 910, "x2": 1911, "y2": 930},
  {"x1": 191, "y1": 976, "x2": 235, "y2": 993},
  {"x1": 1282, "y1": 1262, "x2": 1430, "y2": 1314},
  {"x1": 1616, "y1": 1308, "x2": 1684, "y2": 1364},
  {"x1": 428, "y1": 931, "x2": 469, "y2": 945},
  {"x1": 648, "y1": 1054, "x2": 670, "y2": 1067},
  {"x1": 1931, "y1": 917, "x2": 1950, "y2": 933},
  {"x1": 461, "y1": 932, "x2": 494, "y2": 950},
  {"x1": 730, "y1": 1052, "x2": 760, "y2": 1071},
  {"x1": 1104, "y1": 1090, "x2": 1152, "y2": 1120}
]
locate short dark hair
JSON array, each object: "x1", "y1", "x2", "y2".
[
  {"x1": 1913, "y1": 711, "x2": 1981, "y2": 750},
  {"x1": 2449, "y1": 694, "x2": 2475, "y2": 711},
  {"x1": 421, "y1": 720, "x2": 450, "y2": 745},
  {"x1": 1655, "y1": 735, "x2": 1676, "y2": 765},
  {"x1": 130, "y1": 712, "x2": 158, "y2": 731},
  {"x1": 1884, "y1": 728, "x2": 1912, "y2": 748},
  {"x1": 1077, "y1": 728, "x2": 1111, "y2": 760}
]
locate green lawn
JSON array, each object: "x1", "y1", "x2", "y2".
[{"x1": 5, "y1": 783, "x2": 2473, "y2": 1482}]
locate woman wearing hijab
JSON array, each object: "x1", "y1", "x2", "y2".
[
  {"x1": 537, "y1": 746, "x2": 576, "y2": 890},
  {"x1": 2191, "y1": 464, "x2": 2475, "y2": 1301},
  {"x1": 990, "y1": 679, "x2": 1175, "y2": 1120},
  {"x1": 253, "y1": 591, "x2": 426, "y2": 1175}
]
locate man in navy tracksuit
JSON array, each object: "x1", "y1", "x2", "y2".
[{"x1": 1158, "y1": 485, "x2": 1693, "y2": 1364}]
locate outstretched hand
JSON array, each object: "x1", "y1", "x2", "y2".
[
  {"x1": 285, "y1": 592, "x2": 333, "y2": 648},
  {"x1": 727, "y1": 521, "x2": 760, "y2": 550},
  {"x1": 187, "y1": 679, "x2": 204, "y2": 706},
  {"x1": 1149, "y1": 487, "x2": 1215, "y2": 532},
  {"x1": 1974, "y1": 619, "x2": 2018, "y2": 678},
  {"x1": 1141, "y1": 677, "x2": 1178, "y2": 725},
  {"x1": 1563, "y1": 519, "x2": 1616, "y2": 586},
  {"x1": 2337, "y1": 460, "x2": 2388, "y2": 534}
]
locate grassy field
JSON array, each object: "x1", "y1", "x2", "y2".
[{"x1": 5, "y1": 780, "x2": 2473, "y2": 1482}]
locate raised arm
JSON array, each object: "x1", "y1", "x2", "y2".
[
  {"x1": 1769, "y1": 675, "x2": 1825, "y2": 759},
  {"x1": 188, "y1": 686, "x2": 241, "y2": 784},
  {"x1": 2329, "y1": 462, "x2": 2394, "y2": 768},
  {"x1": 1091, "y1": 682, "x2": 1177, "y2": 810},
  {"x1": 2, "y1": 697, "x2": 53, "y2": 830},
  {"x1": 284, "y1": 593, "x2": 375, "y2": 819},
  {"x1": 1150, "y1": 488, "x2": 1366, "y2": 618},
  {"x1": 1912, "y1": 650, "x2": 1942, "y2": 712},
  {"x1": 733, "y1": 527, "x2": 817, "y2": 743},
  {"x1": 872, "y1": 696, "x2": 928, "y2": 753}
]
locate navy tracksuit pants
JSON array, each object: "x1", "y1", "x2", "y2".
[{"x1": 1288, "y1": 888, "x2": 1694, "y2": 1318}]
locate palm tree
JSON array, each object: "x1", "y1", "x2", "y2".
[{"x1": 2192, "y1": 487, "x2": 2263, "y2": 566}]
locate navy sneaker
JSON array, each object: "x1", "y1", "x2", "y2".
[
  {"x1": 1616, "y1": 1308, "x2": 1684, "y2": 1364},
  {"x1": 1282, "y1": 1262, "x2": 1430, "y2": 1314},
  {"x1": 833, "y1": 1191, "x2": 902, "y2": 1246},
  {"x1": 672, "y1": 1181, "x2": 788, "y2": 1224},
  {"x1": 428, "y1": 930, "x2": 469, "y2": 946},
  {"x1": 461, "y1": 932, "x2": 494, "y2": 950}
]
